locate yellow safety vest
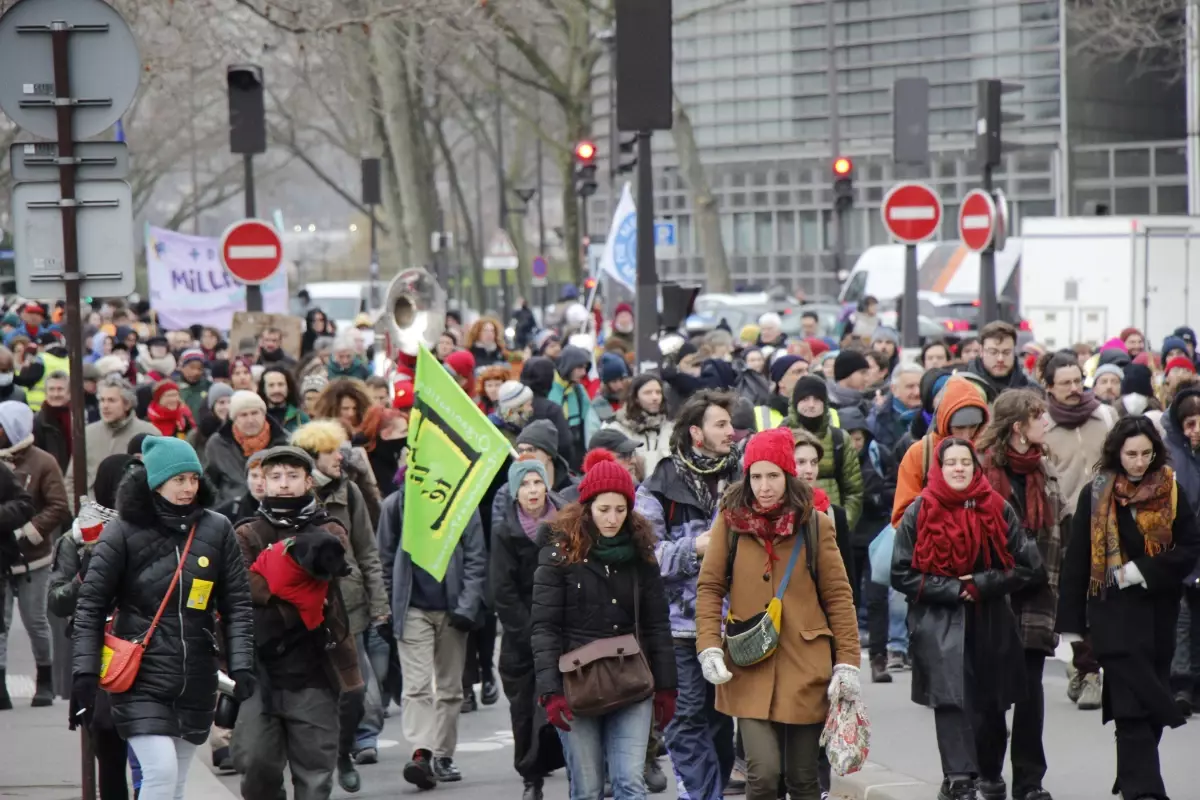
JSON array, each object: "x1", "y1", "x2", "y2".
[
  {"x1": 754, "y1": 405, "x2": 839, "y2": 431},
  {"x1": 26, "y1": 351, "x2": 69, "y2": 412}
]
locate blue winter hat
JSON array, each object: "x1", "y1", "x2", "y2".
[
  {"x1": 1163, "y1": 335, "x2": 1190, "y2": 358},
  {"x1": 508, "y1": 456, "x2": 549, "y2": 498},
  {"x1": 142, "y1": 436, "x2": 202, "y2": 490},
  {"x1": 769, "y1": 354, "x2": 803, "y2": 384},
  {"x1": 599, "y1": 352, "x2": 630, "y2": 383}
]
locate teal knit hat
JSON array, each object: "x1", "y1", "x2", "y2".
[{"x1": 142, "y1": 436, "x2": 203, "y2": 489}]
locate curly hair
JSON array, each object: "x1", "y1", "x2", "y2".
[
  {"x1": 548, "y1": 500, "x2": 658, "y2": 565},
  {"x1": 290, "y1": 419, "x2": 349, "y2": 454},
  {"x1": 465, "y1": 317, "x2": 507, "y2": 355},
  {"x1": 477, "y1": 364, "x2": 513, "y2": 387},
  {"x1": 975, "y1": 389, "x2": 1046, "y2": 467},
  {"x1": 312, "y1": 378, "x2": 373, "y2": 428}
]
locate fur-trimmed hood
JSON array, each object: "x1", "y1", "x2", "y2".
[{"x1": 116, "y1": 465, "x2": 216, "y2": 529}]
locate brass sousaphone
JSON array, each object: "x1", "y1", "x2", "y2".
[{"x1": 378, "y1": 266, "x2": 447, "y2": 359}]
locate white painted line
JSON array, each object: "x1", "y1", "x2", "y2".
[
  {"x1": 961, "y1": 214, "x2": 991, "y2": 229},
  {"x1": 888, "y1": 206, "x2": 936, "y2": 220},
  {"x1": 228, "y1": 245, "x2": 278, "y2": 259}
]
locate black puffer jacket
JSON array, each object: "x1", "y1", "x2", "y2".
[
  {"x1": 71, "y1": 474, "x2": 255, "y2": 745},
  {"x1": 490, "y1": 486, "x2": 570, "y2": 650},
  {"x1": 530, "y1": 525, "x2": 676, "y2": 700}
]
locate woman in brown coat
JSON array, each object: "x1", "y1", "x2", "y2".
[{"x1": 695, "y1": 427, "x2": 860, "y2": 800}]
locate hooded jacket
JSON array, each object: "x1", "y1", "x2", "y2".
[
  {"x1": 519, "y1": 357, "x2": 576, "y2": 468},
  {"x1": 71, "y1": 475, "x2": 254, "y2": 744},
  {"x1": 891, "y1": 376, "x2": 991, "y2": 527}
]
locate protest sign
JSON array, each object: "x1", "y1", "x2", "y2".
[
  {"x1": 403, "y1": 344, "x2": 511, "y2": 581},
  {"x1": 229, "y1": 312, "x2": 303, "y2": 359},
  {"x1": 145, "y1": 224, "x2": 288, "y2": 330}
]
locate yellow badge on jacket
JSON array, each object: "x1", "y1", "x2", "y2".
[
  {"x1": 187, "y1": 579, "x2": 214, "y2": 610},
  {"x1": 99, "y1": 645, "x2": 114, "y2": 678}
]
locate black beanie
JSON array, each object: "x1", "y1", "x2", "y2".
[
  {"x1": 1121, "y1": 363, "x2": 1154, "y2": 398},
  {"x1": 791, "y1": 375, "x2": 829, "y2": 407},
  {"x1": 833, "y1": 350, "x2": 871, "y2": 383}
]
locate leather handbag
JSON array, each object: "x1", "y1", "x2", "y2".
[
  {"x1": 100, "y1": 525, "x2": 197, "y2": 694},
  {"x1": 558, "y1": 570, "x2": 654, "y2": 717}
]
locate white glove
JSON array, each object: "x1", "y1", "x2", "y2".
[
  {"x1": 827, "y1": 663, "x2": 861, "y2": 703},
  {"x1": 17, "y1": 523, "x2": 41, "y2": 546},
  {"x1": 698, "y1": 647, "x2": 732, "y2": 685},
  {"x1": 1117, "y1": 562, "x2": 1146, "y2": 590}
]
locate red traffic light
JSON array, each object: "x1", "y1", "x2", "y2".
[
  {"x1": 584, "y1": 277, "x2": 598, "y2": 290},
  {"x1": 833, "y1": 157, "x2": 853, "y2": 176},
  {"x1": 575, "y1": 141, "x2": 597, "y2": 162}
]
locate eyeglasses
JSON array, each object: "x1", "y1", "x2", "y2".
[{"x1": 983, "y1": 348, "x2": 1014, "y2": 359}]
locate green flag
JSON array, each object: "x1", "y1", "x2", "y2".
[{"x1": 403, "y1": 344, "x2": 511, "y2": 580}]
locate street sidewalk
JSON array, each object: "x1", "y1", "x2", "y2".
[{"x1": 0, "y1": 615, "x2": 235, "y2": 800}]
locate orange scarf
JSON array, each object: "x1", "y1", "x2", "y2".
[{"x1": 233, "y1": 422, "x2": 272, "y2": 457}]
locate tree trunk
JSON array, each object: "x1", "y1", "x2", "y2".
[
  {"x1": 430, "y1": 116, "x2": 485, "y2": 311},
  {"x1": 672, "y1": 93, "x2": 729, "y2": 291}
]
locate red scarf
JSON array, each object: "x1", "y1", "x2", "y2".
[
  {"x1": 981, "y1": 447, "x2": 1049, "y2": 533},
  {"x1": 146, "y1": 402, "x2": 194, "y2": 439},
  {"x1": 913, "y1": 461, "x2": 1014, "y2": 577},
  {"x1": 250, "y1": 544, "x2": 330, "y2": 630},
  {"x1": 725, "y1": 500, "x2": 798, "y2": 568}
]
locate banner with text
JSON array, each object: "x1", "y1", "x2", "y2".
[{"x1": 145, "y1": 224, "x2": 288, "y2": 330}]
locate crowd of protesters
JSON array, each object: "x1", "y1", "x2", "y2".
[{"x1": 0, "y1": 290, "x2": 1196, "y2": 800}]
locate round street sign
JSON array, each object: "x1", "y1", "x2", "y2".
[
  {"x1": 531, "y1": 255, "x2": 548, "y2": 279},
  {"x1": 220, "y1": 219, "x2": 284, "y2": 285},
  {"x1": 958, "y1": 189, "x2": 997, "y2": 253},
  {"x1": 881, "y1": 182, "x2": 942, "y2": 244}
]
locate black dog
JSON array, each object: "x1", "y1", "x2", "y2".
[{"x1": 286, "y1": 530, "x2": 351, "y2": 581}]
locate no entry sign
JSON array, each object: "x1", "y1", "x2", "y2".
[
  {"x1": 220, "y1": 219, "x2": 283, "y2": 285},
  {"x1": 881, "y1": 182, "x2": 942, "y2": 244},
  {"x1": 958, "y1": 190, "x2": 997, "y2": 253}
]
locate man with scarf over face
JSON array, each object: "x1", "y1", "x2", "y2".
[
  {"x1": 787, "y1": 375, "x2": 865, "y2": 529},
  {"x1": 634, "y1": 390, "x2": 743, "y2": 799},
  {"x1": 232, "y1": 446, "x2": 363, "y2": 800},
  {"x1": 1041, "y1": 351, "x2": 1117, "y2": 712}
]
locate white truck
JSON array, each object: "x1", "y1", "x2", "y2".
[{"x1": 1019, "y1": 215, "x2": 1200, "y2": 350}]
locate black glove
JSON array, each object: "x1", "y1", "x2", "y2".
[
  {"x1": 69, "y1": 673, "x2": 99, "y2": 730},
  {"x1": 448, "y1": 612, "x2": 477, "y2": 632},
  {"x1": 231, "y1": 669, "x2": 257, "y2": 702}
]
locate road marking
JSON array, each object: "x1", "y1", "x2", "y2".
[{"x1": 227, "y1": 245, "x2": 278, "y2": 259}]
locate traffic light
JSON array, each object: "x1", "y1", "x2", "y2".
[
  {"x1": 574, "y1": 140, "x2": 598, "y2": 198},
  {"x1": 227, "y1": 64, "x2": 266, "y2": 155},
  {"x1": 617, "y1": 133, "x2": 638, "y2": 175},
  {"x1": 975, "y1": 79, "x2": 1023, "y2": 169},
  {"x1": 832, "y1": 157, "x2": 854, "y2": 212}
]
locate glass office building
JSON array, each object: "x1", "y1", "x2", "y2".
[{"x1": 590, "y1": 0, "x2": 1186, "y2": 298}]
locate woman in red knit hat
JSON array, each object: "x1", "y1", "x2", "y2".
[
  {"x1": 146, "y1": 379, "x2": 195, "y2": 439},
  {"x1": 530, "y1": 449, "x2": 677, "y2": 800},
  {"x1": 694, "y1": 427, "x2": 860, "y2": 800}
]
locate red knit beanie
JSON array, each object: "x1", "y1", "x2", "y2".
[
  {"x1": 153, "y1": 379, "x2": 180, "y2": 404},
  {"x1": 744, "y1": 427, "x2": 797, "y2": 476},
  {"x1": 1166, "y1": 356, "x2": 1196, "y2": 375},
  {"x1": 578, "y1": 449, "x2": 636, "y2": 505}
]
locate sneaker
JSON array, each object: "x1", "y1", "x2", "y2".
[
  {"x1": 403, "y1": 749, "x2": 437, "y2": 791},
  {"x1": 1066, "y1": 662, "x2": 1082, "y2": 703},
  {"x1": 1175, "y1": 690, "x2": 1194, "y2": 718},
  {"x1": 644, "y1": 758, "x2": 668, "y2": 794},
  {"x1": 211, "y1": 746, "x2": 234, "y2": 773},
  {"x1": 1077, "y1": 673, "x2": 1102, "y2": 710},
  {"x1": 481, "y1": 677, "x2": 500, "y2": 706},
  {"x1": 461, "y1": 691, "x2": 478, "y2": 713},
  {"x1": 433, "y1": 757, "x2": 462, "y2": 782},
  {"x1": 938, "y1": 779, "x2": 977, "y2": 800},
  {"x1": 870, "y1": 655, "x2": 893, "y2": 684},
  {"x1": 976, "y1": 777, "x2": 1005, "y2": 800},
  {"x1": 886, "y1": 651, "x2": 906, "y2": 672},
  {"x1": 354, "y1": 747, "x2": 378, "y2": 765},
  {"x1": 337, "y1": 754, "x2": 361, "y2": 793}
]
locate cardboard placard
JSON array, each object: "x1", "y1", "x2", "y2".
[{"x1": 229, "y1": 312, "x2": 303, "y2": 359}]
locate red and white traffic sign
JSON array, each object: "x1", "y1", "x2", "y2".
[
  {"x1": 958, "y1": 189, "x2": 997, "y2": 253},
  {"x1": 881, "y1": 182, "x2": 942, "y2": 244},
  {"x1": 220, "y1": 219, "x2": 284, "y2": 285}
]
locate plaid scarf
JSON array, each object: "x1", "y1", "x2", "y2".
[
  {"x1": 1088, "y1": 467, "x2": 1176, "y2": 596},
  {"x1": 671, "y1": 448, "x2": 738, "y2": 517},
  {"x1": 725, "y1": 500, "x2": 798, "y2": 570}
]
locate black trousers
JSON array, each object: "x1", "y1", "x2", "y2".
[
  {"x1": 986, "y1": 650, "x2": 1048, "y2": 793},
  {"x1": 462, "y1": 611, "x2": 498, "y2": 690},
  {"x1": 933, "y1": 702, "x2": 1008, "y2": 780},
  {"x1": 93, "y1": 726, "x2": 130, "y2": 800},
  {"x1": 1114, "y1": 717, "x2": 1167, "y2": 799}
]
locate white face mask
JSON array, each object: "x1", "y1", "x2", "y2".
[{"x1": 0, "y1": 373, "x2": 14, "y2": 387}]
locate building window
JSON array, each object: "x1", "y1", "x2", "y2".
[
  {"x1": 734, "y1": 213, "x2": 754, "y2": 254},
  {"x1": 1114, "y1": 148, "x2": 1152, "y2": 179},
  {"x1": 1114, "y1": 187, "x2": 1150, "y2": 215},
  {"x1": 1157, "y1": 186, "x2": 1188, "y2": 214},
  {"x1": 800, "y1": 211, "x2": 819, "y2": 249},
  {"x1": 779, "y1": 211, "x2": 796, "y2": 251}
]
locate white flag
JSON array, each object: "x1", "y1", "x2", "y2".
[{"x1": 597, "y1": 183, "x2": 637, "y2": 292}]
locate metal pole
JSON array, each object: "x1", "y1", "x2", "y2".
[
  {"x1": 494, "y1": 49, "x2": 508, "y2": 319},
  {"x1": 243, "y1": 153, "x2": 263, "y2": 312},
  {"x1": 608, "y1": 38, "x2": 618, "y2": 199},
  {"x1": 979, "y1": 164, "x2": 999, "y2": 325},
  {"x1": 474, "y1": 139, "x2": 484, "y2": 310},
  {"x1": 188, "y1": 61, "x2": 200, "y2": 235},
  {"x1": 634, "y1": 131, "x2": 660, "y2": 369},
  {"x1": 49, "y1": 23, "x2": 94, "y2": 800},
  {"x1": 535, "y1": 86, "x2": 547, "y2": 321},
  {"x1": 369, "y1": 203, "x2": 380, "y2": 309},
  {"x1": 902, "y1": 244, "x2": 919, "y2": 348},
  {"x1": 826, "y1": 0, "x2": 845, "y2": 280}
]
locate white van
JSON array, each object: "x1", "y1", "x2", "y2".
[{"x1": 301, "y1": 281, "x2": 374, "y2": 331}]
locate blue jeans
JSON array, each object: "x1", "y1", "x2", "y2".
[
  {"x1": 559, "y1": 698, "x2": 652, "y2": 800},
  {"x1": 355, "y1": 628, "x2": 392, "y2": 751},
  {"x1": 888, "y1": 588, "x2": 909, "y2": 654},
  {"x1": 663, "y1": 639, "x2": 734, "y2": 800}
]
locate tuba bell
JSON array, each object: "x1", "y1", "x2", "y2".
[{"x1": 378, "y1": 266, "x2": 447, "y2": 359}]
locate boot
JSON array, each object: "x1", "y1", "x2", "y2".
[
  {"x1": 403, "y1": 749, "x2": 437, "y2": 790},
  {"x1": 481, "y1": 674, "x2": 500, "y2": 706},
  {"x1": 337, "y1": 754, "x2": 361, "y2": 793},
  {"x1": 0, "y1": 669, "x2": 11, "y2": 711},
  {"x1": 938, "y1": 778, "x2": 977, "y2": 800},
  {"x1": 644, "y1": 757, "x2": 668, "y2": 793},
  {"x1": 522, "y1": 777, "x2": 544, "y2": 800},
  {"x1": 461, "y1": 689, "x2": 478, "y2": 713},
  {"x1": 433, "y1": 756, "x2": 462, "y2": 782},
  {"x1": 32, "y1": 665, "x2": 54, "y2": 707},
  {"x1": 976, "y1": 777, "x2": 1005, "y2": 800},
  {"x1": 870, "y1": 655, "x2": 893, "y2": 684},
  {"x1": 1077, "y1": 673, "x2": 1102, "y2": 710}
]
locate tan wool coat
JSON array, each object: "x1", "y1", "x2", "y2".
[{"x1": 695, "y1": 509, "x2": 860, "y2": 725}]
